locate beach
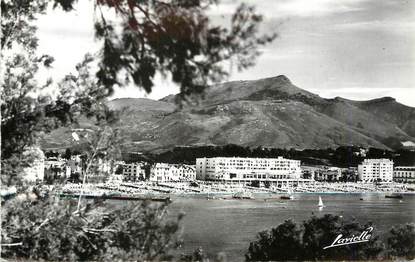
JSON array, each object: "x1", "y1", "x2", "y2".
[{"x1": 57, "y1": 181, "x2": 415, "y2": 197}]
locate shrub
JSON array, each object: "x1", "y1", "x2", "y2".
[
  {"x1": 387, "y1": 223, "x2": 415, "y2": 260},
  {"x1": 246, "y1": 214, "x2": 386, "y2": 261},
  {"x1": 1, "y1": 195, "x2": 182, "y2": 261}
]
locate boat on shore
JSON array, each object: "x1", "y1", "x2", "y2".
[
  {"x1": 385, "y1": 194, "x2": 403, "y2": 199},
  {"x1": 281, "y1": 188, "x2": 293, "y2": 200},
  {"x1": 280, "y1": 195, "x2": 293, "y2": 200},
  {"x1": 232, "y1": 191, "x2": 254, "y2": 200}
]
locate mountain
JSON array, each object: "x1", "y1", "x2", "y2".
[{"x1": 43, "y1": 75, "x2": 415, "y2": 152}]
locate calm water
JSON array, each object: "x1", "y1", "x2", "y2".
[{"x1": 167, "y1": 193, "x2": 415, "y2": 261}]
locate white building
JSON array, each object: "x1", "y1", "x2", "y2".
[
  {"x1": 196, "y1": 156, "x2": 302, "y2": 181},
  {"x1": 150, "y1": 163, "x2": 196, "y2": 182},
  {"x1": 44, "y1": 157, "x2": 66, "y2": 169},
  {"x1": 23, "y1": 147, "x2": 45, "y2": 182},
  {"x1": 122, "y1": 162, "x2": 146, "y2": 182},
  {"x1": 44, "y1": 157, "x2": 67, "y2": 179},
  {"x1": 67, "y1": 155, "x2": 82, "y2": 177},
  {"x1": 393, "y1": 166, "x2": 415, "y2": 183},
  {"x1": 358, "y1": 159, "x2": 393, "y2": 182}
]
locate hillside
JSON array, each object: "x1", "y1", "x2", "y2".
[{"x1": 42, "y1": 75, "x2": 415, "y2": 152}]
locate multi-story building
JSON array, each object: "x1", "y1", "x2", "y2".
[
  {"x1": 393, "y1": 166, "x2": 415, "y2": 183},
  {"x1": 44, "y1": 157, "x2": 68, "y2": 180},
  {"x1": 150, "y1": 163, "x2": 196, "y2": 182},
  {"x1": 87, "y1": 158, "x2": 113, "y2": 183},
  {"x1": 195, "y1": 156, "x2": 302, "y2": 181},
  {"x1": 357, "y1": 159, "x2": 393, "y2": 182},
  {"x1": 173, "y1": 164, "x2": 196, "y2": 181},
  {"x1": 122, "y1": 162, "x2": 146, "y2": 182},
  {"x1": 67, "y1": 155, "x2": 82, "y2": 178},
  {"x1": 23, "y1": 147, "x2": 45, "y2": 182},
  {"x1": 44, "y1": 157, "x2": 66, "y2": 169}
]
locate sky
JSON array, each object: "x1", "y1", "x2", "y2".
[{"x1": 36, "y1": 0, "x2": 415, "y2": 106}]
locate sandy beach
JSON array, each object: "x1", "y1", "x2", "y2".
[{"x1": 57, "y1": 181, "x2": 415, "y2": 197}]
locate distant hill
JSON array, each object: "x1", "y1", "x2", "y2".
[{"x1": 42, "y1": 75, "x2": 415, "y2": 152}]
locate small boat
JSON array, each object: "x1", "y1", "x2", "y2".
[
  {"x1": 280, "y1": 195, "x2": 293, "y2": 200},
  {"x1": 233, "y1": 191, "x2": 254, "y2": 200},
  {"x1": 206, "y1": 192, "x2": 216, "y2": 200},
  {"x1": 385, "y1": 194, "x2": 403, "y2": 199},
  {"x1": 318, "y1": 196, "x2": 324, "y2": 207},
  {"x1": 206, "y1": 194, "x2": 217, "y2": 200},
  {"x1": 281, "y1": 188, "x2": 293, "y2": 200}
]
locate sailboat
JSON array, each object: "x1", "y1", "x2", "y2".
[{"x1": 318, "y1": 196, "x2": 324, "y2": 208}]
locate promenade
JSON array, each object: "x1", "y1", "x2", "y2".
[{"x1": 58, "y1": 181, "x2": 415, "y2": 197}]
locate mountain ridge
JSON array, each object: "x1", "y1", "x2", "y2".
[{"x1": 43, "y1": 75, "x2": 415, "y2": 152}]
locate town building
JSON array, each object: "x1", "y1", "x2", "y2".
[
  {"x1": 44, "y1": 157, "x2": 66, "y2": 169},
  {"x1": 122, "y1": 162, "x2": 146, "y2": 182},
  {"x1": 44, "y1": 157, "x2": 68, "y2": 181},
  {"x1": 67, "y1": 155, "x2": 82, "y2": 178},
  {"x1": 22, "y1": 147, "x2": 45, "y2": 182},
  {"x1": 196, "y1": 156, "x2": 302, "y2": 182},
  {"x1": 393, "y1": 166, "x2": 415, "y2": 183},
  {"x1": 301, "y1": 167, "x2": 315, "y2": 180},
  {"x1": 150, "y1": 163, "x2": 196, "y2": 182},
  {"x1": 342, "y1": 167, "x2": 359, "y2": 182},
  {"x1": 358, "y1": 159, "x2": 394, "y2": 182},
  {"x1": 86, "y1": 158, "x2": 114, "y2": 183},
  {"x1": 314, "y1": 167, "x2": 342, "y2": 182}
]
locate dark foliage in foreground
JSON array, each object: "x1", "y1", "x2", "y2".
[
  {"x1": 246, "y1": 214, "x2": 415, "y2": 261},
  {"x1": 2, "y1": 0, "x2": 275, "y2": 99},
  {"x1": 387, "y1": 223, "x2": 415, "y2": 260},
  {"x1": 1, "y1": 195, "x2": 183, "y2": 261}
]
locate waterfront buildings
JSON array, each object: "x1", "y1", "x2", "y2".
[
  {"x1": 44, "y1": 157, "x2": 66, "y2": 169},
  {"x1": 67, "y1": 155, "x2": 82, "y2": 178},
  {"x1": 122, "y1": 162, "x2": 146, "y2": 182},
  {"x1": 393, "y1": 166, "x2": 415, "y2": 183},
  {"x1": 196, "y1": 156, "x2": 302, "y2": 182},
  {"x1": 23, "y1": 147, "x2": 45, "y2": 182},
  {"x1": 342, "y1": 167, "x2": 359, "y2": 182},
  {"x1": 358, "y1": 159, "x2": 394, "y2": 182},
  {"x1": 150, "y1": 163, "x2": 196, "y2": 182},
  {"x1": 314, "y1": 167, "x2": 342, "y2": 182},
  {"x1": 44, "y1": 157, "x2": 69, "y2": 178}
]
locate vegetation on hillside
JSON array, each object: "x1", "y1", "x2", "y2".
[{"x1": 120, "y1": 145, "x2": 415, "y2": 167}]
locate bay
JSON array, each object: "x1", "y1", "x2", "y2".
[{"x1": 167, "y1": 193, "x2": 415, "y2": 261}]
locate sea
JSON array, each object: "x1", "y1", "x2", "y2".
[{"x1": 165, "y1": 193, "x2": 415, "y2": 261}]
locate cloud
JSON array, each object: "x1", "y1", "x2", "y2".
[
  {"x1": 210, "y1": 0, "x2": 369, "y2": 18},
  {"x1": 271, "y1": 0, "x2": 366, "y2": 17},
  {"x1": 331, "y1": 20, "x2": 415, "y2": 33},
  {"x1": 32, "y1": 0, "x2": 415, "y2": 107}
]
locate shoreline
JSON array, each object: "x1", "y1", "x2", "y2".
[{"x1": 53, "y1": 181, "x2": 415, "y2": 197}]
